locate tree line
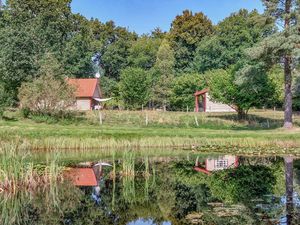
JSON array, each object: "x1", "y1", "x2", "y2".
[{"x1": 0, "y1": 0, "x2": 299, "y2": 127}]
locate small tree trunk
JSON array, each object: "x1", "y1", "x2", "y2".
[{"x1": 237, "y1": 108, "x2": 246, "y2": 120}]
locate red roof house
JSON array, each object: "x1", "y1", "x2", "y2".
[
  {"x1": 67, "y1": 78, "x2": 101, "y2": 110},
  {"x1": 65, "y1": 168, "x2": 98, "y2": 186}
]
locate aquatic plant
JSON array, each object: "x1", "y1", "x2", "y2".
[{"x1": 0, "y1": 144, "x2": 63, "y2": 193}]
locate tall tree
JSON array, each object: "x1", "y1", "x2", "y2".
[
  {"x1": 193, "y1": 9, "x2": 267, "y2": 73},
  {"x1": 169, "y1": 10, "x2": 213, "y2": 73},
  {"x1": 128, "y1": 36, "x2": 161, "y2": 70},
  {"x1": 0, "y1": 0, "x2": 74, "y2": 103},
  {"x1": 119, "y1": 67, "x2": 151, "y2": 109},
  {"x1": 152, "y1": 39, "x2": 175, "y2": 110},
  {"x1": 90, "y1": 20, "x2": 137, "y2": 80},
  {"x1": 249, "y1": 0, "x2": 300, "y2": 128}
]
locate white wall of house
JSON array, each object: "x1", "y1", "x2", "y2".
[
  {"x1": 76, "y1": 99, "x2": 91, "y2": 111},
  {"x1": 206, "y1": 155, "x2": 237, "y2": 171},
  {"x1": 206, "y1": 94, "x2": 235, "y2": 112}
]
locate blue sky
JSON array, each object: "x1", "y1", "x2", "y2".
[{"x1": 71, "y1": 0, "x2": 264, "y2": 35}]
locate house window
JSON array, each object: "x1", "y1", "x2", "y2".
[{"x1": 215, "y1": 159, "x2": 228, "y2": 168}]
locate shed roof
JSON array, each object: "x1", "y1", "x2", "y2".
[
  {"x1": 67, "y1": 78, "x2": 98, "y2": 98},
  {"x1": 65, "y1": 168, "x2": 97, "y2": 186},
  {"x1": 194, "y1": 88, "x2": 209, "y2": 96}
]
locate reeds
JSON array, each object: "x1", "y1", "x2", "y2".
[{"x1": 0, "y1": 144, "x2": 63, "y2": 193}]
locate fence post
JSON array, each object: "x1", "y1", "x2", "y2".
[
  {"x1": 145, "y1": 112, "x2": 149, "y2": 126},
  {"x1": 99, "y1": 110, "x2": 103, "y2": 125}
]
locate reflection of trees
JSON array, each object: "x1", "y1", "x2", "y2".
[
  {"x1": 209, "y1": 165, "x2": 275, "y2": 204},
  {"x1": 2, "y1": 157, "x2": 300, "y2": 224}
]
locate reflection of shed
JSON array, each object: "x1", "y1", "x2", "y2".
[
  {"x1": 194, "y1": 155, "x2": 239, "y2": 175},
  {"x1": 194, "y1": 88, "x2": 236, "y2": 113},
  {"x1": 65, "y1": 168, "x2": 97, "y2": 186}
]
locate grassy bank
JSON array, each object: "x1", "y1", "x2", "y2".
[{"x1": 0, "y1": 110, "x2": 300, "y2": 154}]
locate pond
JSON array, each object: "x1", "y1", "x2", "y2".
[{"x1": 1, "y1": 152, "x2": 300, "y2": 225}]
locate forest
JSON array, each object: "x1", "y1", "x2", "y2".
[{"x1": 0, "y1": 0, "x2": 299, "y2": 126}]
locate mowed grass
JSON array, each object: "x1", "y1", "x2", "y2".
[{"x1": 0, "y1": 110, "x2": 300, "y2": 153}]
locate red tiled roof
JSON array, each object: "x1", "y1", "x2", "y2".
[
  {"x1": 194, "y1": 88, "x2": 209, "y2": 96},
  {"x1": 67, "y1": 78, "x2": 98, "y2": 97},
  {"x1": 65, "y1": 168, "x2": 97, "y2": 186}
]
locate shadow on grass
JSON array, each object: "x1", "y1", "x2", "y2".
[
  {"x1": 1, "y1": 116, "x2": 18, "y2": 122},
  {"x1": 206, "y1": 113, "x2": 298, "y2": 130}
]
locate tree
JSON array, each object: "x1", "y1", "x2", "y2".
[
  {"x1": 128, "y1": 36, "x2": 161, "y2": 70},
  {"x1": 152, "y1": 39, "x2": 175, "y2": 110},
  {"x1": 207, "y1": 67, "x2": 277, "y2": 118},
  {"x1": 169, "y1": 10, "x2": 213, "y2": 72},
  {"x1": 248, "y1": 0, "x2": 300, "y2": 128},
  {"x1": 119, "y1": 67, "x2": 151, "y2": 109},
  {"x1": 62, "y1": 14, "x2": 95, "y2": 78},
  {"x1": 90, "y1": 20, "x2": 137, "y2": 80},
  {"x1": 193, "y1": 9, "x2": 268, "y2": 73},
  {"x1": 0, "y1": 0, "x2": 76, "y2": 104},
  {"x1": 170, "y1": 73, "x2": 205, "y2": 111}
]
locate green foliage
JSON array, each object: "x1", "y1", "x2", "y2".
[
  {"x1": 128, "y1": 36, "x2": 161, "y2": 70},
  {"x1": 193, "y1": 9, "x2": 267, "y2": 73},
  {"x1": 209, "y1": 165, "x2": 275, "y2": 203},
  {"x1": 207, "y1": 67, "x2": 277, "y2": 118},
  {"x1": 170, "y1": 73, "x2": 205, "y2": 111},
  {"x1": 169, "y1": 10, "x2": 213, "y2": 72},
  {"x1": 0, "y1": 83, "x2": 12, "y2": 119},
  {"x1": 62, "y1": 14, "x2": 95, "y2": 78},
  {"x1": 119, "y1": 67, "x2": 151, "y2": 109},
  {"x1": 152, "y1": 39, "x2": 175, "y2": 110},
  {"x1": 0, "y1": 0, "x2": 95, "y2": 103},
  {"x1": 91, "y1": 20, "x2": 137, "y2": 80}
]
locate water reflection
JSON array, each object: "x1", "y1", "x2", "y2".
[{"x1": 1, "y1": 154, "x2": 300, "y2": 225}]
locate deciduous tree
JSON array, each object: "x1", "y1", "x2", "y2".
[
  {"x1": 119, "y1": 67, "x2": 151, "y2": 109},
  {"x1": 169, "y1": 10, "x2": 213, "y2": 72}
]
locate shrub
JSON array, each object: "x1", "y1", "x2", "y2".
[
  {"x1": 20, "y1": 107, "x2": 31, "y2": 118},
  {"x1": 18, "y1": 74, "x2": 76, "y2": 116}
]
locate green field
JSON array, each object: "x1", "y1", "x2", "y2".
[{"x1": 1, "y1": 110, "x2": 300, "y2": 155}]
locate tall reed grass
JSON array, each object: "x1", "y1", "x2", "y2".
[{"x1": 0, "y1": 144, "x2": 63, "y2": 193}]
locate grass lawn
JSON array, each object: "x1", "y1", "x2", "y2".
[{"x1": 0, "y1": 110, "x2": 300, "y2": 154}]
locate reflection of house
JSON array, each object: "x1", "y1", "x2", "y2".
[
  {"x1": 65, "y1": 168, "x2": 98, "y2": 186},
  {"x1": 194, "y1": 155, "x2": 239, "y2": 175},
  {"x1": 194, "y1": 89, "x2": 236, "y2": 113},
  {"x1": 67, "y1": 78, "x2": 101, "y2": 110}
]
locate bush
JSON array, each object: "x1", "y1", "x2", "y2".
[
  {"x1": 20, "y1": 107, "x2": 31, "y2": 118},
  {"x1": 170, "y1": 73, "x2": 205, "y2": 111},
  {"x1": 18, "y1": 74, "x2": 76, "y2": 116}
]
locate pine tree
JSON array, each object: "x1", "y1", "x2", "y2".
[{"x1": 250, "y1": 0, "x2": 300, "y2": 128}]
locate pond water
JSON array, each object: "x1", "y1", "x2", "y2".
[{"x1": 1, "y1": 153, "x2": 300, "y2": 225}]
